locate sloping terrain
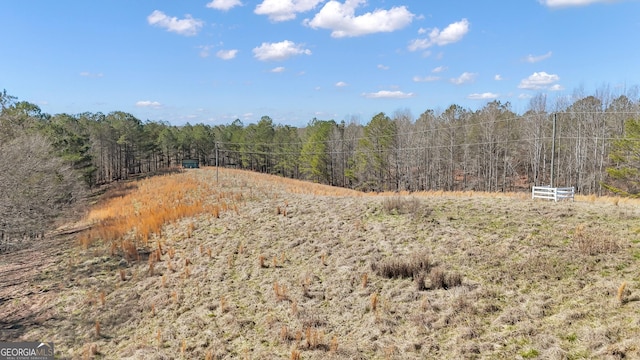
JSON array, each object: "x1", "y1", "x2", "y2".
[{"x1": 2, "y1": 168, "x2": 640, "y2": 359}]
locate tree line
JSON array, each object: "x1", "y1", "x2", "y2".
[
  {"x1": 3, "y1": 87, "x2": 640, "y2": 249},
  {"x1": 3, "y1": 89, "x2": 640, "y2": 194}
]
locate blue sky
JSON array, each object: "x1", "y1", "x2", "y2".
[{"x1": 2, "y1": 0, "x2": 639, "y2": 126}]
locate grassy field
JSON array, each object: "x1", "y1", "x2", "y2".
[{"x1": 1, "y1": 167, "x2": 640, "y2": 359}]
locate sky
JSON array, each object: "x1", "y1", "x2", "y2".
[{"x1": 2, "y1": 0, "x2": 640, "y2": 127}]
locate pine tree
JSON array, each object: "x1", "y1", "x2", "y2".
[{"x1": 603, "y1": 118, "x2": 640, "y2": 197}]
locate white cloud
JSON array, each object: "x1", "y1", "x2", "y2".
[
  {"x1": 540, "y1": 0, "x2": 619, "y2": 7},
  {"x1": 413, "y1": 75, "x2": 439, "y2": 82},
  {"x1": 147, "y1": 10, "x2": 203, "y2": 36},
  {"x1": 408, "y1": 19, "x2": 470, "y2": 51},
  {"x1": 377, "y1": 64, "x2": 389, "y2": 70},
  {"x1": 207, "y1": 0, "x2": 242, "y2": 11},
  {"x1": 549, "y1": 84, "x2": 565, "y2": 91},
  {"x1": 450, "y1": 72, "x2": 477, "y2": 85},
  {"x1": 304, "y1": 0, "x2": 414, "y2": 38},
  {"x1": 432, "y1": 66, "x2": 447, "y2": 73},
  {"x1": 80, "y1": 72, "x2": 103, "y2": 78},
  {"x1": 524, "y1": 51, "x2": 552, "y2": 63},
  {"x1": 136, "y1": 100, "x2": 162, "y2": 108},
  {"x1": 271, "y1": 66, "x2": 286, "y2": 73},
  {"x1": 216, "y1": 49, "x2": 238, "y2": 60},
  {"x1": 335, "y1": 81, "x2": 348, "y2": 87},
  {"x1": 253, "y1": 40, "x2": 311, "y2": 61},
  {"x1": 362, "y1": 90, "x2": 415, "y2": 99},
  {"x1": 468, "y1": 92, "x2": 499, "y2": 100},
  {"x1": 519, "y1": 93, "x2": 533, "y2": 100},
  {"x1": 255, "y1": 0, "x2": 324, "y2": 22},
  {"x1": 494, "y1": 74, "x2": 504, "y2": 81},
  {"x1": 518, "y1": 71, "x2": 560, "y2": 89}
]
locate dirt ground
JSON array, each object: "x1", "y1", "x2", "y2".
[{"x1": 0, "y1": 228, "x2": 79, "y2": 340}]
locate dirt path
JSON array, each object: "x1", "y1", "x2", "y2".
[{"x1": 0, "y1": 230, "x2": 77, "y2": 341}]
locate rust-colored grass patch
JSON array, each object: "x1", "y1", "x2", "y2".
[{"x1": 80, "y1": 172, "x2": 240, "y2": 257}]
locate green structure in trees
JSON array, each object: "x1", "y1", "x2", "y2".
[{"x1": 181, "y1": 159, "x2": 200, "y2": 168}]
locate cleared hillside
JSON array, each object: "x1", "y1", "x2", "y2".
[{"x1": 2, "y1": 168, "x2": 640, "y2": 359}]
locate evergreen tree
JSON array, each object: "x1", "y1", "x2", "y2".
[{"x1": 603, "y1": 118, "x2": 640, "y2": 197}]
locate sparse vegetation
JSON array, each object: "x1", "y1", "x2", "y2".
[
  {"x1": 2, "y1": 168, "x2": 640, "y2": 359},
  {"x1": 573, "y1": 223, "x2": 620, "y2": 255}
]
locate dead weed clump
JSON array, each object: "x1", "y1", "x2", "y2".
[
  {"x1": 617, "y1": 282, "x2": 628, "y2": 304},
  {"x1": 382, "y1": 195, "x2": 421, "y2": 215},
  {"x1": 372, "y1": 252, "x2": 463, "y2": 290},
  {"x1": 274, "y1": 282, "x2": 289, "y2": 302},
  {"x1": 371, "y1": 252, "x2": 432, "y2": 279},
  {"x1": 427, "y1": 267, "x2": 463, "y2": 290},
  {"x1": 573, "y1": 224, "x2": 620, "y2": 256}
]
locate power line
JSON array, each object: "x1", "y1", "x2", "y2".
[{"x1": 214, "y1": 111, "x2": 640, "y2": 148}]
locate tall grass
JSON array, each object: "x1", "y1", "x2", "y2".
[{"x1": 81, "y1": 172, "x2": 238, "y2": 258}]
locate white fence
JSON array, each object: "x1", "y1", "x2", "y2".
[{"x1": 532, "y1": 186, "x2": 575, "y2": 202}]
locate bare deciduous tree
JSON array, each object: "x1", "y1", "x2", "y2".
[{"x1": 0, "y1": 134, "x2": 86, "y2": 252}]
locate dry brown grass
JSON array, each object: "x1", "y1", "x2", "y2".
[
  {"x1": 290, "y1": 347, "x2": 301, "y2": 360},
  {"x1": 370, "y1": 293, "x2": 379, "y2": 311},
  {"x1": 382, "y1": 195, "x2": 421, "y2": 214},
  {"x1": 617, "y1": 282, "x2": 628, "y2": 304},
  {"x1": 329, "y1": 336, "x2": 338, "y2": 353},
  {"x1": 274, "y1": 282, "x2": 289, "y2": 302},
  {"x1": 361, "y1": 272, "x2": 368, "y2": 289},
  {"x1": 573, "y1": 223, "x2": 620, "y2": 255},
  {"x1": 11, "y1": 167, "x2": 640, "y2": 359},
  {"x1": 80, "y1": 172, "x2": 242, "y2": 260},
  {"x1": 371, "y1": 252, "x2": 432, "y2": 279}
]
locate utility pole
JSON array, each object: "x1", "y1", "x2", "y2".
[
  {"x1": 550, "y1": 113, "x2": 557, "y2": 187},
  {"x1": 215, "y1": 142, "x2": 219, "y2": 183}
]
